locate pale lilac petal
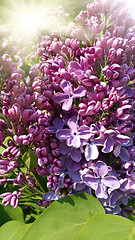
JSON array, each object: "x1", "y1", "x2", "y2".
[
  {"x1": 71, "y1": 161, "x2": 81, "y2": 171},
  {"x1": 68, "y1": 116, "x2": 77, "y2": 132},
  {"x1": 74, "y1": 181, "x2": 86, "y2": 191},
  {"x1": 53, "y1": 117, "x2": 64, "y2": 131},
  {"x1": 43, "y1": 191, "x2": 61, "y2": 201},
  {"x1": 61, "y1": 80, "x2": 73, "y2": 94},
  {"x1": 53, "y1": 93, "x2": 69, "y2": 103},
  {"x1": 82, "y1": 174, "x2": 99, "y2": 190},
  {"x1": 78, "y1": 125, "x2": 91, "y2": 139},
  {"x1": 68, "y1": 170, "x2": 81, "y2": 181},
  {"x1": 67, "y1": 135, "x2": 81, "y2": 148},
  {"x1": 73, "y1": 86, "x2": 86, "y2": 98},
  {"x1": 116, "y1": 134, "x2": 130, "y2": 146},
  {"x1": 113, "y1": 144, "x2": 121, "y2": 157},
  {"x1": 93, "y1": 137, "x2": 105, "y2": 146},
  {"x1": 95, "y1": 184, "x2": 108, "y2": 199},
  {"x1": 47, "y1": 126, "x2": 57, "y2": 133},
  {"x1": 85, "y1": 143, "x2": 99, "y2": 161},
  {"x1": 119, "y1": 147, "x2": 130, "y2": 162},
  {"x1": 56, "y1": 129, "x2": 71, "y2": 139},
  {"x1": 62, "y1": 97, "x2": 73, "y2": 111},
  {"x1": 94, "y1": 161, "x2": 108, "y2": 178},
  {"x1": 59, "y1": 144, "x2": 70, "y2": 154},
  {"x1": 102, "y1": 176, "x2": 120, "y2": 189},
  {"x1": 70, "y1": 149, "x2": 82, "y2": 162},
  {"x1": 58, "y1": 173, "x2": 65, "y2": 188},
  {"x1": 102, "y1": 137, "x2": 114, "y2": 153},
  {"x1": 61, "y1": 155, "x2": 71, "y2": 169},
  {"x1": 104, "y1": 129, "x2": 116, "y2": 135}
]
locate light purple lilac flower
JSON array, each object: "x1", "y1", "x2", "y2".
[
  {"x1": 53, "y1": 80, "x2": 86, "y2": 111},
  {"x1": 93, "y1": 129, "x2": 130, "y2": 153},
  {"x1": 56, "y1": 116, "x2": 91, "y2": 148},
  {"x1": 81, "y1": 161, "x2": 120, "y2": 199},
  {"x1": 68, "y1": 57, "x2": 92, "y2": 81}
]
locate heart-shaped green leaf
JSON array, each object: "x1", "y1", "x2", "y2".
[
  {"x1": 0, "y1": 204, "x2": 24, "y2": 226},
  {"x1": 0, "y1": 221, "x2": 26, "y2": 240},
  {"x1": 21, "y1": 193, "x2": 104, "y2": 240}
]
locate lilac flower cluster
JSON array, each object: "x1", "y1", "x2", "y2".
[{"x1": 0, "y1": 0, "x2": 134, "y2": 216}]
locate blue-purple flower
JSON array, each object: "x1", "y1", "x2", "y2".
[
  {"x1": 56, "y1": 116, "x2": 92, "y2": 148},
  {"x1": 81, "y1": 161, "x2": 120, "y2": 199},
  {"x1": 93, "y1": 129, "x2": 130, "y2": 153},
  {"x1": 53, "y1": 80, "x2": 86, "y2": 111}
]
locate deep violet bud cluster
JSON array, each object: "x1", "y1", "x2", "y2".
[{"x1": 0, "y1": 0, "x2": 134, "y2": 216}]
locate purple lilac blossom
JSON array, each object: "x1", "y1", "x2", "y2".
[
  {"x1": 53, "y1": 80, "x2": 86, "y2": 111},
  {"x1": 56, "y1": 116, "x2": 91, "y2": 148},
  {"x1": 81, "y1": 161, "x2": 120, "y2": 199}
]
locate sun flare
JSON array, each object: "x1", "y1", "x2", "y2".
[{"x1": 8, "y1": 1, "x2": 53, "y2": 40}]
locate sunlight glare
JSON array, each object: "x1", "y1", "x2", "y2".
[{"x1": 9, "y1": 3, "x2": 50, "y2": 40}]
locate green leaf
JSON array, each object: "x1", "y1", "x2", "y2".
[
  {"x1": 0, "y1": 146, "x2": 5, "y2": 154},
  {"x1": 0, "y1": 204, "x2": 24, "y2": 226},
  {"x1": 0, "y1": 137, "x2": 13, "y2": 154},
  {"x1": 22, "y1": 149, "x2": 38, "y2": 171},
  {"x1": 4, "y1": 205, "x2": 24, "y2": 222},
  {"x1": 21, "y1": 193, "x2": 104, "y2": 240},
  {"x1": 79, "y1": 214, "x2": 135, "y2": 240},
  {"x1": 0, "y1": 221, "x2": 31, "y2": 240},
  {"x1": 0, "y1": 112, "x2": 12, "y2": 129},
  {"x1": 0, "y1": 205, "x2": 11, "y2": 226}
]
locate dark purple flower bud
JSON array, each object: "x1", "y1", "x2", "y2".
[
  {"x1": 86, "y1": 100, "x2": 101, "y2": 115},
  {"x1": 102, "y1": 98, "x2": 113, "y2": 111},
  {"x1": 38, "y1": 200, "x2": 50, "y2": 206},
  {"x1": 14, "y1": 134, "x2": 33, "y2": 145},
  {"x1": 13, "y1": 172, "x2": 25, "y2": 186},
  {"x1": 22, "y1": 108, "x2": 38, "y2": 123},
  {"x1": 8, "y1": 103, "x2": 20, "y2": 123},
  {"x1": 47, "y1": 175, "x2": 57, "y2": 190},
  {"x1": 35, "y1": 147, "x2": 48, "y2": 157},
  {"x1": 115, "y1": 104, "x2": 132, "y2": 120},
  {"x1": 0, "y1": 190, "x2": 21, "y2": 208},
  {"x1": 26, "y1": 176, "x2": 36, "y2": 187},
  {"x1": 38, "y1": 157, "x2": 48, "y2": 166},
  {"x1": 35, "y1": 165, "x2": 48, "y2": 176},
  {"x1": 52, "y1": 148, "x2": 60, "y2": 157},
  {"x1": 50, "y1": 142, "x2": 59, "y2": 150},
  {"x1": 2, "y1": 145, "x2": 20, "y2": 160}
]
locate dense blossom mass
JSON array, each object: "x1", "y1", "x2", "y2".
[{"x1": 0, "y1": 0, "x2": 135, "y2": 217}]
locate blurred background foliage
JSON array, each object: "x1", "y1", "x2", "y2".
[{"x1": 0, "y1": 0, "x2": 89, "y2": 25}]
